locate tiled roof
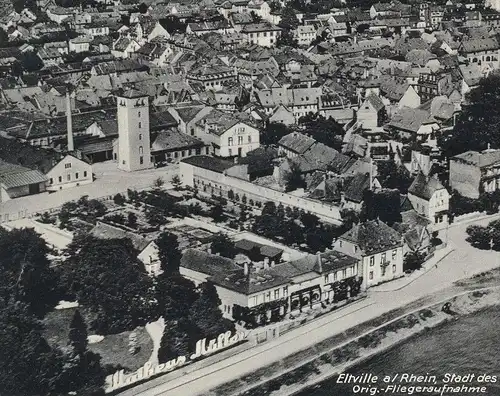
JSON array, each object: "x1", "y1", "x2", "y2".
[
  {"x1": 0, "y1": 161, "x2": 47, "y2": 189},
  {"x1": 388, "y1": 108, "x2": 435, "y2": 134},
  {"x1": 181, "y1": 248, "x2": 240, "y2": 276},
  {"x1": 408, "y1": 173, "x2": 445, "y2": 200},
  {"x1": 461, "y1": 37, "x2": 499, "y2": 53},
  {"x1": 278, "y1": 132, "x2": 315, "y2": 154},
  {"x1": 340, "y1": 220, "x2": 402, "y2": 255},
  {"x1": 452, "y1": 149, "x2": 500, "y2": 168},
  {"x1": 151, "y1": 129, "x2": 204, "y2": 152},
  {"x1": 343, "y1": 172, "x2": 371, "y2": 203},
  {"x1": 90, "y1": 222, "x2": 151, "y2": 252}
]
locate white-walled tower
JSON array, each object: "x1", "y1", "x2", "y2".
[{"x1": 117, "y1": 90, "x2": 151, "y2": 172}]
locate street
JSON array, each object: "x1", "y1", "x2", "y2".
[
  {"x1": 0, "y1": 161, "x2": 179, "y2": 221},
  {"x1": 120, "y1": 215, "x2": 500, "y2": 396}
]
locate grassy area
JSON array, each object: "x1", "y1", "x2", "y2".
[
  {"x1": 43, "y1": 308, "x2": 153, "y2": 372},
  {"x1": 89, "y1": 326, "x2": 153, "y2": 372}
]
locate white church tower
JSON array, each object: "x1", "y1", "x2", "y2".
[{"x1": 117, "y1": 90, "x2": 152, "y2": 172}]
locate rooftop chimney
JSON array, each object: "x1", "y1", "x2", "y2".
[
  {"x1": 316, "y1": 253, "x2": 323, "y2": 273},
  {"x1": 263, "y1": 257, "x2": 270, "y2": 269},
  {"x1": 66, "y1": 89, "x2": 74, "y2": 152},
  {"x1": 244, "y1": 262, "x2": 249, "y2": 276}
]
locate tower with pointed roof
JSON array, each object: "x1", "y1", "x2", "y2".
[{"x1": 117, "y1": 90, "x2": 151, "y2": 172}]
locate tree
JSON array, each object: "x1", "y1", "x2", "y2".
[
  {"x1": 439, "y1": 73, "x2": 500, "y2": 157},
  {"x1": 0, "y1": 299, "x2": 64, "y2": 396},
  {"x1": 64, "y1": 236, "x2": 156, "y2": 334},
  {"x1": 210, "y1": 233, "x2": 237, "y2": 259},
  {"x1": 189, "y1": 282, "x2": 234, "y2": 340},
  {"x1": 276, "y1": 29, "x2": 298, "y2": 48},
  {"x1": 0, "y1": 228, "x2": 60, "y2": 317},
  {"x1": 250, "y1": 11, "x2": 262, "y2": 23},
  {"x1": 127, "y1": 212, "x2": 138, "y2": 228},
  {"x1": 279, "y1": 6, "x2": 299, "y2": 29},
  {"x1": 284, "y1": 162, "x2": 305, "y2": 192},
  {"x1": 68, "y1": 309, "x2": 88, "y2": 356},
  {"x1": 171, "y1": 175, "x2": 182, "y2": 190},
  {"x1": 361, "y1": 189, "x2": 402, "y2": 226},
  {"x1": 153, "y1": 177, "x2": 165, "y2": 189},
  {"x1": 158, "y1": 318, "x2": 195, "y2": 363},
  {"x1": 19, "y1": 51, "x2": 43, "y2": 72},
  {"x1": 156, "y1": 231, "x2": 182, "y2": 276},
  {"x1": 145, "y1": 207, "x2": 167, "y2": 227},
  {"x1": 300, "y1": 114, "x2": 344, "y2": 150},
  {"x1": 403, "y1": 251, "x2": 426, "y2": 272},
  {"x1": 210, "y1": 203, "x2": 225, "y2": 223},
  {"x1": 261, "y1": 122, "x2": 294, "y2": 146},
  {"x1": 113, "y1": 193, "x2": 126, "y2": 206},
  {"x1": 466, "y1": 225, "x2": 491, "y2": 250},
  {"x1": 356, "y1": 23, "x2": 370, "y2": 33},
  {"x1": 376, "y1": 160, "x2": 412, "y2": 193}
]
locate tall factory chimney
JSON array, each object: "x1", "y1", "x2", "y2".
[{"x1": 66, "y1": 88, "x2": 74, "y2": 152}]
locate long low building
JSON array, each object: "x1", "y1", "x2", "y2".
[
  {"x1": 179, "y1": 155, "x2": 342, "y2": 223},
  {"x1": 180, "y1": 248, "x2": 362, "y2": 326}
]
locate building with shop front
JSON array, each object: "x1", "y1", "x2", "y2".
[{"x1": 180, "y1": 248, "x2": 361, "y2": 326}]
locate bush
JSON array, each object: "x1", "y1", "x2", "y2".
[{"x1": 113, "y1": 194, "x2": 126, "y2": 206}]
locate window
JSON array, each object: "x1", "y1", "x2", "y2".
[
  {"x1": 139, "y1": 134, "x2": 142, "y2": 140},
  {"x1": 238, "y1": 136, "x2": 243, "y2": 145},
  {"x1": 67, "y1": 174, "x2": 71, "y2": 181},
  {"x1": 84, "y1": 171, "x2": 87, "y2": 177},
  {"x1": 392, "y1": 265, "x2": 397, "y2": 273},
  {"x1": 248, "y1": 135, "x2": 252, "y2": 143},
  {"x1": 138, "y1": 122, "x2": 142, "y2": 129},
  {"x1": 274, "y1": 289, "x2": 279, "y2": 299},
  {"x1": 190, "y1": 128, "x2": 195, "y2": 136},
  {"x1": 324, "y1": 274, "x2": 329, "y2": 284},
  {"x1": 381, "y1": 252, "x2": 386, "y2": 263},
  {"x1": 188, "y1": 149, "x2": 192, "y2": 156},
  {"x1": 354, "y1": 245, "x2": 358, "y2": 253},
  {"x1": 228, "y1": 137, "x2": 233, "y2": 146},
  {"x1": 339, "y1": 240, "x2": 343, "y2": 247},
  {"x1": 65, "y1": 163, "x2": 71, "y2": 169},
  {"x1": 196, "y1": 148, "x2": 201, "y2": 155},
  {"x1": 140, "y1": 156, "x2": 144, "y2": 165},
  {"x1": 283, "y1": 286, "x2": 288, "y2": 296},
  {"x1": 342, "y1": 269, "x2": 347, "y2": 279},
  {"x1": 266, "y1": 291, "x2": 271, "y2": 301},
  {"x1": 370, "y1": 256, "x2": 375, "y2": 266},
  {"x1": 58, "y1": 176, "x2": 62, "y2": 183},
  {"x1": 182, "y1": 151, "x2": 186, "y2": 157},
  {"x1": 392, "y1": 249, "x2": 397, "y2": 260},
  {"x1": 369, "y1": 271, "x2": 374, "y2": 280},
  {"x1": 206, "y1": 147, "x2": 210, "y2": 154},
  {"x1": 250, "y1": 296, "x2": 257, "y2": 306},
  {"x1": 228, "y1": 149, "x2": 232, "y2": 156},
  {"x1": 75, "y1": 172, "x2": 79, "y2": 179},
  {"x1": 139, "y1": 146, "x2": 143, "y2": 155},
  {"x1": 334, "y1": 272, "x2": 338, "y2": 281},
  {"x1": 50, "y1": 178, "x2": 53, "y2": 184}
]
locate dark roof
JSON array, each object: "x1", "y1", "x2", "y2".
[
  {"x1": 278, "y1": 132, "x2": 315, "y2": 154},
  {"x1": 344, "y1": 172, "x2": 370, "y2": 203},
  {"x1": 90, "y1": 222, "x2": 151, "y2": 252},
  {"x1": 408, "y1": 173, "x2": 445, "y2": 200},
  {"x1": 0, "y1": 136, "x2": 60, "y2": 173},
  {"x1": 151, "y1": 129, "x2": 204, "y2": 153},
  {"x1": 119, "y1": 89, "x2": 147, "y2": 99},
  {"x1": 181, "y1": 155, "x2": 235, "y2": 174},
  {"x1": 452, "y1": 149, "x2": 500, "y2": 168},
  {"x1": 234, "y1": 239, "x2": 283, "y2": 258},
  {"x1": 181, "y1": 248, "x2": 240, "y2": 276},
  {"x1": 340, "y1": 220, "x2": 402, "y2": 255}
]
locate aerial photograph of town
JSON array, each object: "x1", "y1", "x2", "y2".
[{"x1": 1, "y1": 0, "x2": 500, "y2": 394}]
